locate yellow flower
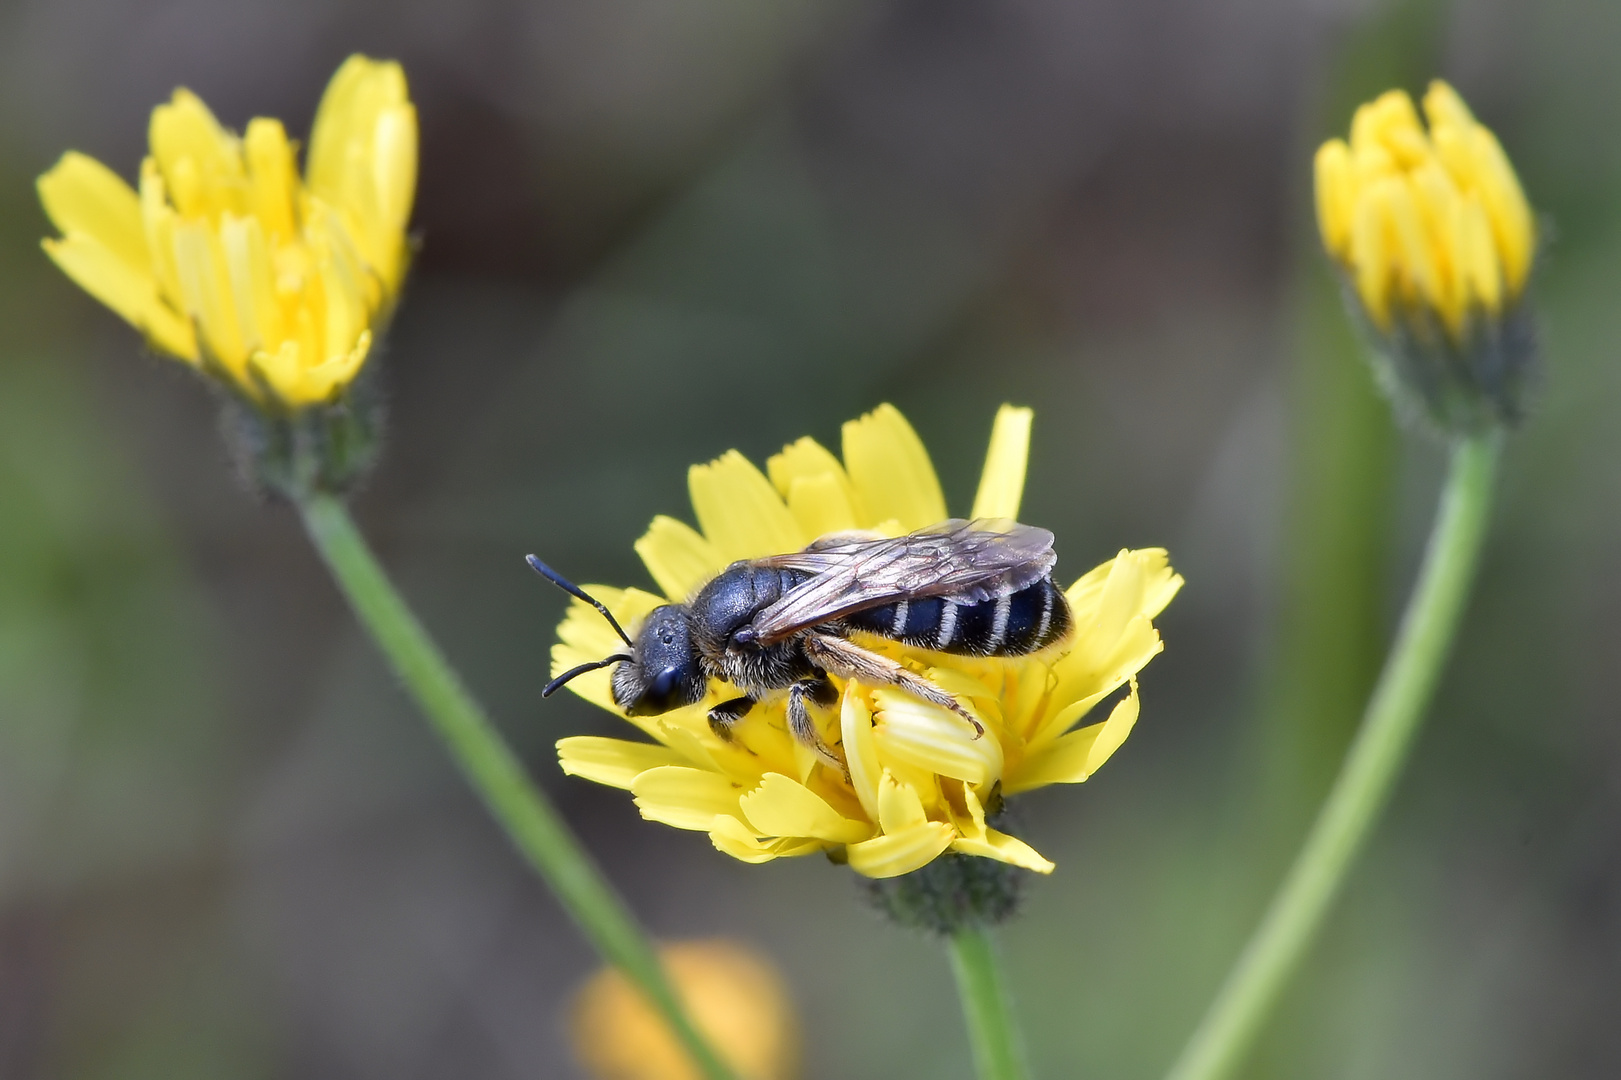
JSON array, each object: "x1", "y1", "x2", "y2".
[
  {"x1": 553, "y1": 404, "x2": 1181, "y2": 879},
  {"x1": 1314, "y1": 81, "x2": 1534, "y2": 343},
  {"x1": 570, "y1": 939, "x2": 800, "y2": 1080},
  {"x1": 38, "y1": 54, "x2": 416, "y2": 410}
]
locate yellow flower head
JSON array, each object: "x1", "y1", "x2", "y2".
[
  {"x1": 553, "y1": 405, "x2": 1181, "y2": 879},
  {"x1": 38, "y1": 55, "x2": 416, "y2": 410},
  {"x1": 1316, "y1": 81, "x2": 1533, "y2": 340},
  {"x1": 570, "y1": 939, "x2": 800, "y2": 1080}
]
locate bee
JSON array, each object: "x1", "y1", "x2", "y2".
[{"x1": 530, "y1": 519, "x2": 1072, "y2": 770}]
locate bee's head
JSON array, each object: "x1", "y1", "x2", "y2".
[
  {"x1": 528, "y1": 556, "x2": 706, "y2": 717},
  {"x1": 611, "y1": 605, "x2": 707, "y2": 716}
]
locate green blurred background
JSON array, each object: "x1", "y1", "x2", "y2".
[{"x1": 2, "y1": 0, "x2": 1619, "y2": 1076}]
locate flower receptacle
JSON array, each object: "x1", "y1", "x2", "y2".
[{"x1": 222, "y1": 380, "x2": 384, "y2": 501}]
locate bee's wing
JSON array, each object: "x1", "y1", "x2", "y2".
[{"x1": 748, "y1": 518, "x2": 1056, "y2": 644}]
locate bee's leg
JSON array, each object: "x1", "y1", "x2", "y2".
[
  {"x1": 707, "y1": 696, "x2": 754, "y2": 741},
  {"x1": 786, "y1": 676, "x2": 848, "y2": 776},
  {"x1": 803, "y1": 632, "x2": 985, "y2": 738}
]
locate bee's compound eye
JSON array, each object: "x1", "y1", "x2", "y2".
[{"x1": 648, "y1": 667, "x2": 680, "y2": 700}]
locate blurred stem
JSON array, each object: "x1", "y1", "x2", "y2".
[
  {"x1": 948, "y1": 927, "x2": 1029, "y2": 1080},
  {"x1": 1166, "y1": 432, "x2": 1501, "y2": 1080},
  {"x1": 297, "y1": 492, "x2": 736, "y2": 1080}
]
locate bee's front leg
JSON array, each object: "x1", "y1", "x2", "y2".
[{"x1": 707, "y1": 695, "x2": 755, "y2": 741}]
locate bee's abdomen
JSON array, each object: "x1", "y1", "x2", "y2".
[{"x1": 845, "y1": 576, "x2": 1070, "y2": 657}]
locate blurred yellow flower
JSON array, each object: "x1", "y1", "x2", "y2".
[
  {"x1": 1314, "y1": 81, "x2": 1533, "y2": 343},
  {"x1": 553, "y1": 404, "x2": 1181, "y2": 879},
  {"x1": 571, "y1": 939, "x2": 799, "y2": 1080},
  {"x1": 38, "y1": 54, "x2": 416, "y2": 410}
]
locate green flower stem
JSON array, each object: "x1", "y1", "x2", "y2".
[
  {"x1": 1166, "y1": 432, "x2": 1501, "y2": 1080},
  {"x1": 948, "y1": 927, "x2": 1030, "y2": 1080},
  {"x1": 297, "y1": 492, "x2": 735, "y2": 1080}
]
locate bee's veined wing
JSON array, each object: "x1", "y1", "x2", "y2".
[{"x1": 747, "y1": 518, "x2": 1056, "y2": 644}]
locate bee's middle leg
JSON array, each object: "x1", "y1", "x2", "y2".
[{"x1": 786, "y1": 676, "x2": 846, "y2": 774}]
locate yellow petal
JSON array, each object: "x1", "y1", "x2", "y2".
[
  {"x1": 1385, "y1": 175, "x2": 1443, "y2": 313},
  {"x1": 875, "y1": 770, "x2": 928, "y2": 833},
  {"x1": 139, "y1": 158, "x2": 185, "y2": 307},
  {"x1": 708, "y1": 816, "x2": 828, "y2": 864},
  {"x1": 709, "y1": 815, "x2": 784, "y2": 864},
  {"x1": 950, "y1": 829, "x2": 1055, "y2": 874},
  {"x1": 373, "y1": 103, "x2": 418, "y2": 233},
  {"x1": 1351, "y1": 90, "x2": 1422, "y2": 160},
  {"x1": 846, "y1": 821, "x2": 956, "y2": 878},
  {"x1": 839, "y1": 686, "x2": 883, "y2": 823},
  {"x1": 1133, "y1": 549, "x2": 1184, "y2": 619},
  {"x1": 305, "y1": 56, "x2": 413, "y2": 288},
  {"x1": 220, "y1": 213, "x2": 276, "y2": 352},
  {"x1": 295, "y1": 329, "x2": 372, "y2": 405},
  {"x1": 243, "y1": 118, "x2": 298, "y2": 241},
  {"x1": 248, "y1": 340, "x2": 303, "y2": 404},
  {"x1": 631, "y1": 766, "x2": 742, "y2": 831},
  {"x1": 1350, "y1": 179, "x2": 1395, "y2": 330},
  {"x1": 1006, "y1": 684, "x2": 1139, "y2": 794},
  {"x1": 1066, "y1": 549, "x2": 1180, "y2": 625},
  {"x1": 1091, "y1": 548, "x2": 1149, "y2": 644},
  {"x1": 1422, "y1": 80, "x2": 1475, "y2": 132},
  {"x1": 557, "y1": 736, "x2": 689, "y2": 790},
  {"x1": 784, "y1": 474, "x2": 856, "y2": 540},
  {"x1": 306, "y1": 55, "x2": 385, "y2": 199},
  {"x1": 871, "y1": 688, "x2": 1002, "y2": 786},
  {"x1": 1459, "y1": 195, "x2": 1503, "y2": 315},
  {"x1": 739, "y1": 773, "x2": 871, "y2": 844},
  {"x1": 969, "y1": 404, "x2": 1033, "y2": 521},
  {"x1": 1313, "y1": 139, "x2": 1355, "y2": 259},
  {"x1": 1042, "y1": 614, "x2": 1161, "y2": 743},
  {"x1": 42, "y1": 235, "x2": 196, "y2": 359},
  {"x1": 766, "y1": 436, "x2": 845, "y2": 497},
  {"x1": 1468, "y1": 126, "x2": 1535, "y2": 296},
  {"x1": 149, "y1": 88, "x2": 244, "y2": 219},
  {"x1": 689, "y1": 449, "x2": 805, "y2": 562},
  {"x1": 841, "y1": 404, "x2": 946, "y2": 531},
  {"x1": 38, "y1": 152, "x2": 149, "y2": 272},
  {"x1": 173, "y1": 218, "x2": 247, "y2": 373},
  {"x1": 634, "y1": 515, "x2": 719, "y2": 601}
]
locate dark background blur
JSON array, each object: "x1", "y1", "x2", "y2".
[{"x1": 3, "y1": 0, "x2": 1620, "y2": 1077}]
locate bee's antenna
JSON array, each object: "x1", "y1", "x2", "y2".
[
  {"x1": 543, "y1": 654, "x2": 632, "y2": 697},
  {"x1": 526, "y1": 555, "x2": 635, "y2": 648}
]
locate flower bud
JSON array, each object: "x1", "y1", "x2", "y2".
[{"x1": 1315, "y1": 82, "x2": 1538, "y2": 432}]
